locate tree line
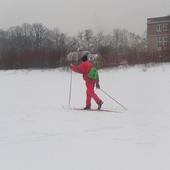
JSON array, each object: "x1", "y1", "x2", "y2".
[{"x1": 0, "y1": 23, "x2": 169, "y2": 70}]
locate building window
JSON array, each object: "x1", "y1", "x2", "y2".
[
  {"x1": 157, "y1": 37, "x2": 169, "y2": 47},
  {"x1": 157, "y1": 37, "x2": 162, "y2": 47},
  {"x1": 157, "y1": 24, "x2": 162, "y2": 32},
  {"x1": 164, "y1": 37, "x2": 169, "y2": 47},
  {"x1": 163, "y1": 24, "x2": 168, "y2": 31},
  {"x1": 157, "y1": 23, "x2": 168, "y2": 32}
]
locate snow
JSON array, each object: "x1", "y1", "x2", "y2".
[{"x1": 0, "y1": 63, "x2": 170, "y2": 170}]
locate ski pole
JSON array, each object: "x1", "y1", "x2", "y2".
[
  {"x1": 100, "y1": 88, "x2": 127, "y2": 111},
  {"x1": 68, "y1": 69, "x2": 73, "y2": 108}
]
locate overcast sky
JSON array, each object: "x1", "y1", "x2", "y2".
[{"x1": 0, "y1": 0, "x2": 170, "y2": 36}]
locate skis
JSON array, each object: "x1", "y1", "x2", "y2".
[
  {"x1": 62, "y1": 106, "x2": 121, "y2": 113},
  {"x1": 73, "y1": 108, "x2": 118, "y2": 113}
]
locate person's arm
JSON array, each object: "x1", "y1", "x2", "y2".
[{"x1": 70, "y1": 63, "x2": 84, "y2": 74}]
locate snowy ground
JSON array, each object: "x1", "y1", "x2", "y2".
[{"x1": 0, "y1": 63, "x2": 170, "y2": 170}]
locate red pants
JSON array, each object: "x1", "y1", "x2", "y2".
[{"x1": 85, "y1": 78, "x2": 101, "y2": 107}]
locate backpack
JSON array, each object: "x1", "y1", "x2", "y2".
[{"x1": 87, "y1": 67, "x2": 98, "y2": 79}]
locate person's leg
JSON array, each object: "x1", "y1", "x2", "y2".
[
  {"x1": 85, "y1": 80, "x2": 92, "y2": 107},
  {"x1": 86, "y1": 79, "x2": 101, "y2": 105}
]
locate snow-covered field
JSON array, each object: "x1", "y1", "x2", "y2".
[{"x1": 0, "y1": 63, "x2": 170, "y2": 170}]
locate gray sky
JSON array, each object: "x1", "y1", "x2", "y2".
[{"x1": 0, "y1": 0, "x2": 170, "y2": 35}]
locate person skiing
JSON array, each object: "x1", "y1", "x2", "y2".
[{"x1": 70, "y1": 55, "x2": 103, "y2": 110}]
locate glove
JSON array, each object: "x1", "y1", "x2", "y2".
[{"x1": 96, "y1": 83, "x2": 100, "y2": 89}]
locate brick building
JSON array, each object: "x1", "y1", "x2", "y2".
[{"x1": 147, "y1": 16, "x2": 170, "y2": 52}]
